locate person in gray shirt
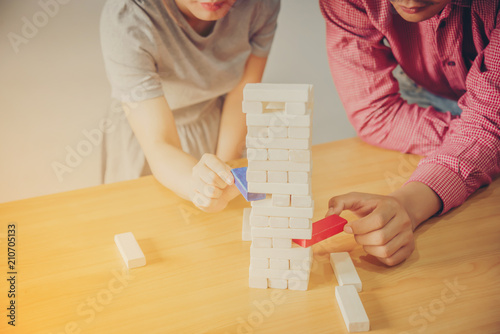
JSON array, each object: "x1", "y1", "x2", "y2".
[{"x1": 100, "y1": 0, "x2": 280, "y2": 212}]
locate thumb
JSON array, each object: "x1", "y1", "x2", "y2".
[{"x1": 327, "y1": 192, "x2": 368, "y2": 217}]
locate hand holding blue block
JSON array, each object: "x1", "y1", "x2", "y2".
[{"x1": 231, "y1": 167, "x2": 266, "y2": 202}]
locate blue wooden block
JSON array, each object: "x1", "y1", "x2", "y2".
[{"x1": 231, "y1": 167, "x2": 266, "y2": 202}]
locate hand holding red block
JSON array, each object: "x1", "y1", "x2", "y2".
[{"x1": 293, "y1": 214, "x2": 348, "y2": 247}]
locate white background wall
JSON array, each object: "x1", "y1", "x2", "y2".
[{"x1": 0, "y1": 0, "x2": 355, "y2": 203}]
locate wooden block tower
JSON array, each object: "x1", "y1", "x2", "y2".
[{"x1": 242, "y1": 83, "x2": 314, "y2": 290}]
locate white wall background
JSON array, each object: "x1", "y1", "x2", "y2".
[{"x1": 0, "y1": 0, "x2": 355, "y2": 203}]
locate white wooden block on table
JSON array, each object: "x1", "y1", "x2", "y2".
[
  {"x1": 290, "y1": 256, "x2": 313, "y2": 271},
  {"x1": 265, "y1": 101, "x2": 285, "y2": 110},
  {"x1": 291, "y1": 195, "x2": 313, "y2": 208},
  {"x1": 268, "y1": 127, "x2": 288, "y2": 138},
  {"x1": 288, "y1": 171, "x2": 310, "y2": 183},
  {"x1": 250, "y1": 257, "x2": 269, "y2": 269},
  {"x1": 242, "y1": 208, "x2": 252, "y2": 241},
  {"x1": 251, "y1": 199, "x2": 314, "y2": 218},
  {"x1": 250, "y1": 244, "x2": 312, "y2": 260},
  {"x1": 246, "y1": 137, "x2": 310, "y2": 150},
  {"x1": 268, "y1": 278, "x2": 288, "y2": 289},
  {"x1": 269, "y1": 216, "x2": 289, "y2": 228},
  {"x1": 252, "y1": 227, "x2": 312, "y2": 239},
  {"x1": 246, "y1": 113, "x2": 311, "y2": 128},
  {"x1": 330, "y1": 252, "x2": 363, "y2": 292},
  {"x1": 335, "y1": 285, "x2": 370, "y2": 332},
  {"x1": 249, "y1": 267, "x2": 311, "y2": 280},
  {"x1": 289, "y1": 217, "x2": 311, "y2": 229},
  {"x1": 285, "y1": 102, "x2": 307, "y2": 115},
  {"x1": 270, "y1": 258, "x2": 290, "y2": 270},
  {"x1": 252, "y1": 237, "x2": 272, "y2": 248},
  {"x1": 247, "y1": 148, "x2": 267, "y2": 161},
  {"x1": 242, "y1": 101, "x2": 263, "y2": 114},
  {"x1": 287, "y1": 279, "x2": 309, "y2": 291},
  {"x1": 243, "y1": 83, "x2": 312, "y2": 102},
  {"x1": 289, "y1": 150, "x2": 311, "y2": 163},
  {"x1": 288, "y1": 127, "x2": 311, "y2": 139},
  {"x1": 272, "y1": 194, "x2": 290, "y2": 207},
  {"x1": 268, "y1": 149, "x2": 289, "y2": 161},
  {"x1": 248, "y1": 126, "x2": 268, "y2": 138},
  {"x1": 249, "y1": 277, "x2": 268, "y2": 289},
  {"x1": 248, "y1": 182, "x2": 310, "y2": 196},
  {"x1": 248, "y1": 160, "x2": 312, "y2": 172},
  {"x1": 114, "y1": 232, "x2": 146, "y2": 269},
  {"x1": 247, "y1": 170, "x2": 267, "y2": 183},
  {"x1": 267, "y1": 171, "x2": 288, "y2": 183},
  {"x1": 249, "y1": 212, "x2": 269, "y2": 227},
  {"x1": 273, "y1": 238, "x2": 292, "y2": 248}
]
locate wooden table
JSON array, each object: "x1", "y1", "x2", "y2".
[{"x1": 1, "y1": 138, "x2": 499, "y2": 334}]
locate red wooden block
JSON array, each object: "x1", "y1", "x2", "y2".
[{"x1": 293, "y1": 214, "x2": 348, "y2": 247}]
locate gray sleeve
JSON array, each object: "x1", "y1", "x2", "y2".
[
  {"x1": 100, "y1": 0, "x2": 163, "y2": 103},
  {"x1": 249, "y1": 0, "x2": 281, "y2": 57}
]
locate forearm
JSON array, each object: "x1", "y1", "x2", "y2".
[
  {"x1": 390, "y1": 181, "x2": 442, "y2": 230},
  {"x1": 215, "y1": 89, "x2": 247, "y2": 162}
]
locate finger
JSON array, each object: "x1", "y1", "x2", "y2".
[
  {"x1": 353, "y1": 214, "x2": 406, "y2": 246},
  {"x1": 192, "y1": 191, "x2": 212, "y2": 209},
  {"x1": 327, "y1": 192, "x2": 377, "y2": 217},
  {"x1": 221, "y1": 184, "x2": 240, "y2": 201},
  {"x1": 377, "y1": 243, "x2": 415, "y2": 267},
  {"x1": 202, "y1": 154, "x2": 234, "y2": 185},
  {"x1": 197, "y1": 166, "x2": 227, "y2": 189},
  {"x1": 348, "y1": 205, "x2": 397, "y2": 235},
  {"x1": 362, "y1": 230, "x2": 413, "y2": 259}
]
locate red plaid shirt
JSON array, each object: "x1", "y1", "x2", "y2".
[{"x1": 320, "y1": 0, "x2": 500, "y2": 214}]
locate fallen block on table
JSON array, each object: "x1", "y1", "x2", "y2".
[
  {"x1": 335, "y1": 285, "x2": 370, "y2": 332},
  {"x1": 330, "y1": 252, "x2": 362, "y2": 292},
  {"x1": 231, "y1": 167, "x2": 266, "y2": 202},
  {"x1": 114, "y1": 232, "x2": 146, "y2": 269},
  {"x1": 293, "y1": 214, "x2": 347, "y2": 247}
]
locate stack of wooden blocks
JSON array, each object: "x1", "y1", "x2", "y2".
[{"x1": 242, "y1": 83, "x2": 314, "y2": 290}]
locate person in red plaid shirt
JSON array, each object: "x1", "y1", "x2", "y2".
[{"x1": 321, "y1": 0, "x2": 500, "y2": 266}]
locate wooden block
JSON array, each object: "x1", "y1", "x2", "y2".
[
  {"x1": 268, "y1": 278, "x2": 288, "y2": 289},
  {"x1": 269, "y1": 217, "x2": 289, "y2": 228},
  {"x1": 285, "y1": 102, "x2": 307, "y2": 115},
  {"x1": 250, "y1": 257, "x2": 269, "y2": 269},
  {"x1": 246, "y1": 113, "x2": 311, "y2": 128},
  {"x1": 249, "y1": 267, "x2": 310, "y2": 280},
  {"x1": 249, "y1": 277, "x2": 268, "y2": 289},
  {"x1": 248, "y1": 160, "x2": 312, "y2": 172},
  {"x1": 114, "y1": 232, "x2": 146, "y2": 269},
  {"x1": 289, "y1": 217, "x2": 311, "y2": 229},
  {"x1": 272, "y1": 194, "x2": 290, "y2": 207},
  {"x1": 252, "y1": 237, "x2": 272, "y2": 248},
  {"x1": 267, "y1": 171, "x2": 288, "y2": 183},
  {"x1": 231, "y1": 167, "x2": 266, "y2": 201},
  {"x1": 289, "y1": 150, "x2": 311, "y2": 162},
  {"x1": 247, "y1": 170, "x2": 267, "y2": 183},
  {"x1": 288, "y1": 171, "x2": 310, "y2": 183},
  {"x1": 248, "y1": 126, "x2": 268, "y2": 138},
  {"x1": 242, "y1": 208, "x2": 252, "y2": 241},
  {"x1": 290, "y1": 256, "x2": 313, "y2": 271},
  {"x1": 252, "y1": 227, "x2": 312, "y2": 239},
  {"x1": 273, "y1": 238, "x2": 292, "y2": 248},
  {"x1": 249, "y1": 212, "x2": 269, "y2": 227},
  {"x1": 251, "y1": 199, "x2": 314, "y2": 218},
  {"x1": 250, "y1": 244, "x2": 312, "y2": 260},
  {"x1": 247, "y1": 148, "x2": 267, "y2": 161},
  {"x1": 291, "y1": 195, "x2": 313, "y2": 208},
  {"x1": 287, "y1": 279, "x2": 309, "y2": 291},
  {"x1": 330, "y1": 252, "x2": 362, "y2": 292},
  {"x1": 243, "y1": 83, "x2": 312, "y2": 102},
  {"x1": 268, "y1": 149, "x2": 289, "y2": 161},
  {"x1": 268, "y1": 127, "x2": 288, "y2": 138},
  {"x1": 270, "y1": 258, "x2": 289, "y2": 270},
  {"x1": 248, "y1": 182, "x2": 311, "y2": 196},
  {"x1": 264, "y1": 101, "x2": 285, "y2": 110},
  {"x1": 246, "y1": 136, "x2": 310, "y2": 150},
  {"x1": 242, "y1": 101, "x2": 263, "y2": 114},
  {"x1": 335, "y1": 285, "x2": 370, "y2": 332},
  {"x1": 293, "y1": 214, "x2": 348, "y2": 247},
  {"x1": 288, "y1": 127, "x2": 311, "y2": 139}
]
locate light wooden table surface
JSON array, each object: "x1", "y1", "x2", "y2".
[{"x1": 1, "y1": 138, "x2": 499, "y2": 334}]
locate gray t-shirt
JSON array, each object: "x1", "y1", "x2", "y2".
[{"x1": 100, "y1": 0, "x2": 280, "y2": 124}]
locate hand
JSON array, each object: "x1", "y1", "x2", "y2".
[
  {"x1": 327, "y1": 192, "x2": 415, "y2": 266},
  {"x1": 190, "y1": 154, "x2": 239, "y2": 213}
]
